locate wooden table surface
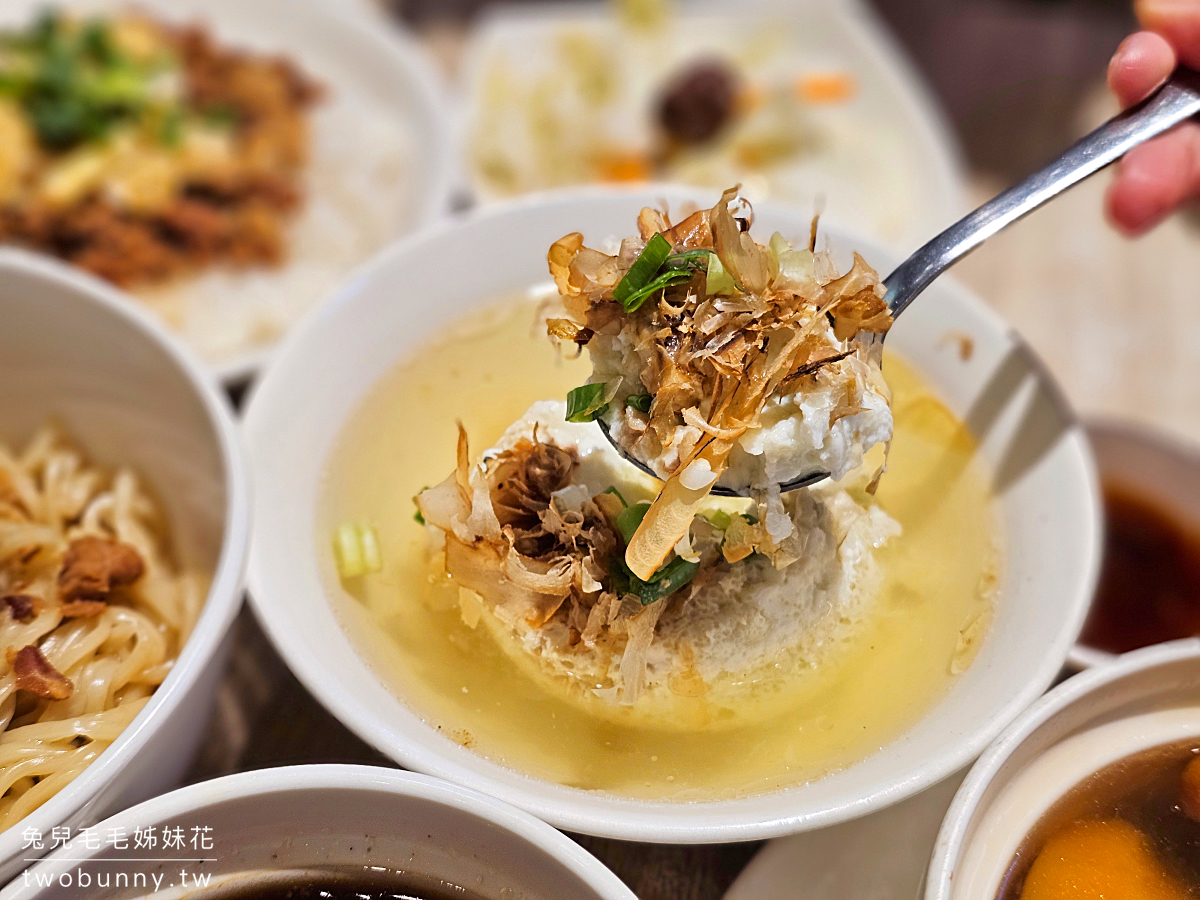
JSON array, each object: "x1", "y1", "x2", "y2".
[{"x1": 190, "y1": 3, "x2": 1200, "y2": 898}]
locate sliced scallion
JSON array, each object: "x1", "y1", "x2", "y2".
[
  {"x1": 620, "y1": 268, "x2": 693, "y2": 313},
  {"x1": 334, "y1": 523, "x2": 383, "y2": 579},
  {"x1": 639, "y1": 555, "x2": 699, "y2": 603},
  {"x1": 706, "y1": 252, "x2": 738, "y2": 295},
  {"x1": 602, "y1": 485, "x2": 628, "y2": 507},
  {"x1": 413, "y1": 486, "x2": 430, "y2": 524},
  {"x1": 625, "y1": 393, "x2": 653, "y2": 413},
  {"x1": 664, "y1": 249, "x2": 714, "y2": 271},
  {"x1": 566, "y1": 382, "x2": 610, "y2": 422},
  {"x1": 613, "y1": 232, "x2": 672, "y2": 310},
  {"x1": 703, "y1": 509, "x2": 733, "y2": 530},
  {"x1": 608, "y1": 554, "x2": 699, "y2": 606},
  {"x1": 615, "y1": 501, "x2": 651, "y2": 544}
]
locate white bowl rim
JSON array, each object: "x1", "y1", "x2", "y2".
[
  {"x1": 1067, "y1": 417, "x2": 1200, "y2": 670},
  {"x1": 244, "y1": 182, "x2": 1100, "y2": 843},
  {"x1": 926, "y1": 638, "x2": 1200, "y2": 899},
  {"x1": 0, "y1": 765, "x2": 636, "y2": 900},
  {"x1": 0, "y1": 247, "x2": 251, "y2": 863}
]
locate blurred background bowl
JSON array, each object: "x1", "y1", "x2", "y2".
[
  {"x1": 0, "y1": 0, "x2": 454, "y2": 384},
  {"x1": 0, "y1": 248, "x2": 249, "y2": 881},
  {"x1": 927, "y1": 639, "x2": 1200, "y2": 900},
  {"x1": 244, "y1": 184, "x2": 1099, "y2": 842},
  {"x1": 0, "y1": 765, "x2": 637, "y2": 900},
  {"x1": 458, "y1": 0, "x2": 968, "y2": 253},
  {"x1": 1068, "y1": 421, "x2": 1200, "y2": 670}
]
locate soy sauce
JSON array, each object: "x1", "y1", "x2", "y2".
[{"x1": 1078, "y1": 480, "x2": 1200, "y2": 654}]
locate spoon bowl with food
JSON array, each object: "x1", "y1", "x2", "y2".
[{"x1": 576, "y1": 65, "x2": 1199, "y2": 538}]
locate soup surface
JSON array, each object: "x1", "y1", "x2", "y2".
[
  {"x1": 997, "y1": 739, "x2": 1200, "y2": 899},
  {"x1": 320, "y1": 296, "x2": 999, "y2": 799},
  {"x1": 1079, "y1": 480, "x2": 1200, "y2": 654}
]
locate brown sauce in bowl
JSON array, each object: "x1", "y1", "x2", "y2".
[
  {"x1": 204, "y1": 870, "x2": 479, "y2": 900},
  {"x1": 996, "y1": 740, "x2": 1200, "y2": 899},
  {"x1": 1079, "y1": 480, "x2": 1200, "y2": 654}
]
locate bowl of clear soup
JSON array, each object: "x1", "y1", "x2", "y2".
[{"x1": 243, "y1": 184, "x2": 1100, "y2": 841}]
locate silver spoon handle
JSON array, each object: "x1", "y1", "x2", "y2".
[{"x1": 884, "y1": 67, "x2": 1200, "y2": 315}]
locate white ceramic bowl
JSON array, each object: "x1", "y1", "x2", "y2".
[
  {"x1": 0, "y1": 0, "x2": 454, "y2": 384},
  {"x1": 0, "y1": 765, "x2": 635, "y2": 899},
  {"x1": 1068, "y1": 420, "x2": 1200, "y2": 670},
  {"x1": 0, "y1": 249, "x2": 249, "y2": 882},
  {"x1": 927, "y1": 639, "x2": 1200, "y2": 900},
  {"x1": 459, "y1": 0, "x2": 969, "y2": 253},
  {"x1": 245, "y1": 185, "x2": 1100, "y2": 842}
]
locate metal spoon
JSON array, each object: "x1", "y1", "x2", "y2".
[{"x1": 601, "y1": 66, "x2": 1200, "y2": 498}]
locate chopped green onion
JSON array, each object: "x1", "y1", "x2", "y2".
[
  {"x1": 620, "y1": 268, "x2": 693, "y2": 313},
  {"x1": 602, "y1": 486, "x2": 628, "y2": 507},
  {"x1": 707, "y1": 253, "x2": 738, "y2": 295},
  {"x1": 608, "y1": 554, "x2": 699, "y2": 606},
  {"x1": 334, "y1": 523, "x2": 383, "y2": 579},
  {"x1": 80, "y1": 21, "x2": 117, "y2": 66},
  {"x1": 615, "y1": 501, "x2": 651, "y2": 544},
  {"x1": 565, "y1": 383, "x2": 610, "y2": 422},
  {"x1": 413, "y1": 486, "x2": 430, "y2": 523},
  {"x1": 607, "y1": 495, "x2": 700, "y2": 606},
  {"x1": 664, "y1": 249, "x2": 714, "y2": 271},
  {"x1": 703, "y1": 509, "x2": 733, "y2": 530},
  {"x1": 768, "y1": 231, "x2": 791, "y2": 263},
  {"x1": 360, "y1": 526, "x2": 382, "y2": 572},
  {"x1": 202, "y1": 104, "x2": 239, "y2": 129},
  {"x1": 625, "y1": 393, "x2": 653, "y2": 413},
  {"x1": 156, "y1": 106, "x2": 182, "y2": 146},
  {"x1": 639, "y1": 556, "x2": 700, "y2": 603},
  {"x1": 613, "y1": 232, "x2": 672, "y2": 309}
]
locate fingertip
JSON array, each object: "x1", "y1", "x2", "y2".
[
  {"x1": 1105, "y1": 175, "x2": 1152, "y2": 237},
  {"x1": 1105, "y1": 128, "x2": 1200, "y2": 237},
  {"x1": 1107, "y1": 31, "x2": 1176, "y2": 107},
  {"x1": 1136, "y1": 0, "x2": 1200, "y2": 69}
]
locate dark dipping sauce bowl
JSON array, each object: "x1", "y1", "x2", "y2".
[
  {"x1": 3, "y1": 767, "x2": 635, "y2": 900},
  {"x1": 1070, "y1": 421, "x2": 1200, "y2": 669},
  {"x1": 173, "y1": 868, "x2": 476, "y2": 900}
]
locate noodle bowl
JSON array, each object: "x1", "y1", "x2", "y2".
[
  {"x1": 0, "y1": 426, "x2": 203, "y2": 830},
  {"x1": 0, "y1": 246, "x2": 247, "y2": 881}
]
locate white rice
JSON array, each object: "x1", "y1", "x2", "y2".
[{"x1": 135, "y1": 89, "x2": 417, "y2": 367}]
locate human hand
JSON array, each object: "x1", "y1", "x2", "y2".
[{"x1": 1105, "y1": 0, "x2": 1200, "y2": 235}]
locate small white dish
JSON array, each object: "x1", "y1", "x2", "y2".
[
  {"x1": 459, "y1": 0, "x2": 969, "y2": 253},
  {"x1": 927, "y1": 639, "x2": 1200, "y2": 900},
  {"x1": 724, "y1": 771, "x2": 965, "y2": 900},
  {"x1": 0, "y1": 0, "x2": 454, "y2": 385},
  {"x1": 0, "y1": 765, "x2": 636, "y2": 900},
  {"x1": 0, "y1": 248, "x2": 249, "y2": 881},
  {"x1": 1067, "y1": 420, "x2": 1200, "y2": 669},
  {"x1": 244, "y1": 184, "x2": 1099, "y2": 842}
]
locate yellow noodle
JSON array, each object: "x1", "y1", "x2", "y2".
[{"x1": 0, "y1": 427, "x2": 203, "y2": 832}]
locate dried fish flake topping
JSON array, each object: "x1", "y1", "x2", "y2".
[{"x1": 546, "y1": 186, "x2": 894, "y2": 579}]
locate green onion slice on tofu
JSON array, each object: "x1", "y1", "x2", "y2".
[
  {"x1": 613, "y1": 232, "x2": 672, "y2": 310},
  {"x1": 625, "y1": 393, "x2": 653, "y2": 413},
  {"x1": 565, "y1": 382, "x2": 610, "y2": 422}
]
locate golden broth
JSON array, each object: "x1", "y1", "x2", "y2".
[{"x1": 320, "y1": 297, "x2": 999, "y2": 800}]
